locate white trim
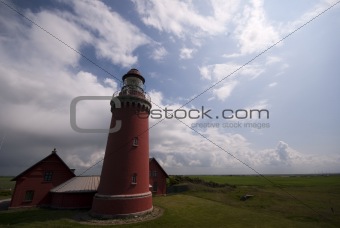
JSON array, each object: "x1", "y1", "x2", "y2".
[{"x1": 94, "y1": 191, "x2": 152, "y2": 200}]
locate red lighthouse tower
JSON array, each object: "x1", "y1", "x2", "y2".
[{"x1": 91, "y1": 69, "x2": 153, "y2": 218}]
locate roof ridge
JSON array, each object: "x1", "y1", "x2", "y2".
[{"x1": 12, "y1": 149, "x2": 75, "y2": 181}]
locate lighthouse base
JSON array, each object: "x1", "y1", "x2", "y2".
[{"x1": 90, "y1": 192, "x2": 153, "y2": 219}]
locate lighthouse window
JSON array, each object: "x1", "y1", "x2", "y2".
[
  {"x1": 133, "y1": 137, "x2": 138, "y2": 146},
  {"x1": 132, "y1": 174, "x2": 137, "y2": 184},
  {"x1": 125, "y1": 78, "x2": 143, "y2": 88}
]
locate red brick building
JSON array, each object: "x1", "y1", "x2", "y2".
[
  {"x1": 9, "y1": 149, "x2": 76, "y2": 209},
  {"x1": 50, "y1": 176, "x2": 100, "y2": 209},
  {"x1": 149, "y1": 158, "x2": 169, "y2": 195},
  {"x1": 9, "y1": 149, "x2": 168, "y2": 209}
]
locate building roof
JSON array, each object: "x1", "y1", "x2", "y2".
[
  {"x1": 50, "y1": 176, "x2": 100, "y2": 193},
  {"x1": 149, "y1": 157, "x2": 169, "y2": 178},
  {"x1": 51, "y1": 158, "x2": 168, "y2": 193},
  {"x1": 11, "y1": 149, "x2": 75, "y2": 181}
]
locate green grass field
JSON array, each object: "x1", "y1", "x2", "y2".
[
  {"x1": 191, "y1": 174, "x2": 340, "y2": 187},
  {"x1": 0, "y1": 175, "x2": 339, "y2": 227},
  {"x1": 0, "y1": 177, "x2": 14, "y2": 200}
]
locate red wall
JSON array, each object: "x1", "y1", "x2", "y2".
[
  {"x1": 92, "y1": 192, "x2": 152, "y2": 217},
  {"x1": 51, "y1": 192, "x2": 95, "y2": 209},
  {"x1": 92, "y1": 99, "x2": 153, "y2": 216},
  {"x1": 10, "y1": 154, "x2": 75, "y2": 208},
  {"x1": 149, "y1": 159, "x2": 168, "y2": 195},
  {"x1": 97, "y1": 106, "x2": 150, "y2": 195}
]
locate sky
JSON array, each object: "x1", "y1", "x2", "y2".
[{"x1": 0, "y1": 0, "x2": 339, "y2": 176}]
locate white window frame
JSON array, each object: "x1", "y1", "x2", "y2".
[
  {"x1": 133, "y1": 137, "x2": 138, "y2": 146},
  {"x1": 132, "y1": 174, "x2": 137, "y2": 184}
]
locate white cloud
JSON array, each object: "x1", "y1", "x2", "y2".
[
  {"x1": 2, "y1": 1, "x2": 151, "y2": 69},
  {"x1": 222, "y1": 53, "x2": 243, "y2": 58},
  {"x1": 198, "y1": 63, "x2": 265, "y2": 100},
  {"x1": 212, "y1": 81, "x2": 238, "y2": 101},
  {"x1": 228, "y1": 0, "x2": 338, "y2": 58},
  {"x1": 198, "y1": 66, "x2": 212, "y2": 80},
  {"x1": 282, "y1": 0, "x2": 340, "y2": 34},
  {"x1": 179, "y1": 48, "x2": 195, "y2": 59},
  {"x1": 132, "y1": 0, "x2": 239, "y2": 39},
  {"x1": 199, "y1": 63, "x2": 265, "y2": 81},
  {"x1": 27, "y1": 10, "x2": 92, "y2": 67},
  {"x1": 276, "y1": 141, "x2": 290, "y2": 162},
  {"x1": 149, "y1": 103, "x2": 340, "y2": 174},
  {"x1": 104, "y1": 78, "x2": 118, "y2": 89},
  {"x1": 151, "y1": 46, "x2": 168, "y2": 61},
  {"x1": 240, "y1": 64, "x2": 265, "y2": 79},
  {"x1": 268, "y1": 82, "x2": 278, "y2": 87},
  {"x1": 152, "y1": 125, "x2": 340, "y2": 174},
  {"x1": 68, "y1": 0, "x2": 151, "y2": 67},
  {"x1": 266, "y1": 56, "x2": 282, "y2": 65},
  {"x1": 147, "y1": 90, "x2": 338, "y2": 175},
  {"x1": 256, "y1": 141, "x2": 305, "y2": 169},
  {"x1": 246, "y1": 99, "x2": 269, "y2": 110},
  {"x1": 232, "y1": 0, "x2": 281, "y2": 55},
  {"x1": 0, "y1": 3, "x2": 121, "y2": 175},
  {"x1": 67, "y1": 150, "x2": 104, "y2": 168},
  {"x1": 149, "y1": 90, "x2": 164, "y2": 109}
]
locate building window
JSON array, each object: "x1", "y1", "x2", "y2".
[
  {"x1": 24, "y1": 190, "x2": 34, "y2": 202},
  {"x1": 43, "y1": 171, "x2": 53, "y2": 182},
  {"x1": 152, "y1": 182, "x2": 158, "y2": 192},
  {"x1": 150, "y1": 170, "x2": 157, "y2": 177},
  {"x1": 133, "y1": 137, "x2": 138, "y2": 146},
  {"x1": 132, "y1": 174, "x2": 137, "y2": 184}
]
